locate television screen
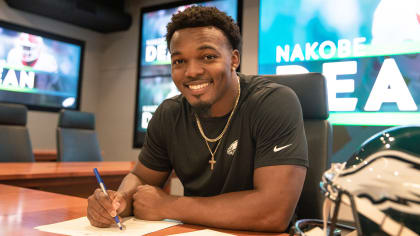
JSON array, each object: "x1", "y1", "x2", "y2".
[
  {"x1": 259, "y1": 0, "x2": 420, "y2": 126},
  {"x1": 0, "y1": 20, "x2": 84, "y2": 111},
  {"x1": 134, "y1": 0, "x2": 242, "y2": 147}
]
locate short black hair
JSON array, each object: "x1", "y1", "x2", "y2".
[{"x1": 166, "y1": 6, "x2": 241, "y2": 52}]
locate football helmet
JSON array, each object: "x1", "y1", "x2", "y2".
[
  {"x1": 318, "y1": 125, "x2": 420, "y2": 236},
  {"x1": 17, "y1": 33, "x2": 43, "y2": 66}
]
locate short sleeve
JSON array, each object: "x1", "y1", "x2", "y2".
[
  {"x1": 138, "y1": 101, "x2": 172, "y2": 172},
  {"x1": 252, "y1": 85, "x2": 308, "y2": 168}
]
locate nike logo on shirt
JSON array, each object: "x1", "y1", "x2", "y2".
[{"x1": 273, "y1": 143, "x2": 292, "y2": 152}]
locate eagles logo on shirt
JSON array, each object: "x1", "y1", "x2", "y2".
[{"x1": 227, "y1": 140, "x2": 238, "y2": 156}]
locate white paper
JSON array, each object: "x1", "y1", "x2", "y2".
[
  {"x1": 168, "y1": 229, "x2": 235, "y2": 236},
  {"x1": 35, "y1": 216, "x2": 181, "y2": 236}
]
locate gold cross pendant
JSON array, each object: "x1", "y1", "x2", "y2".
[{"x1": 209, "y1": 156, "x2": 216, "y2": 170}]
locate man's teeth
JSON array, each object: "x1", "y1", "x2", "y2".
[{"x1": 189, "y1": 83, "x2": 209, "y2": 90}]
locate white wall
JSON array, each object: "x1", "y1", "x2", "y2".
[
  {"x1": 241, "y1": 0, "x2": 259, "y2": 75},
  {"x1": 0, "y1": 0, "x2": 104, "y2": 150}
]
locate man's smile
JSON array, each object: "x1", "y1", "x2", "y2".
[
  {"x1": 185, "y1": 81, "x2": 213, "y2": 96},
  {"x1": 188, "y1": 82, "x2": 209, "y2": 90}
]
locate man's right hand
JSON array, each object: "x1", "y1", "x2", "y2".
[{"x1": 87, "y1": 188, "x2": 127, "y2": 228}]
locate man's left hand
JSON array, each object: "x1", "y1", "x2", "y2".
[{"x1": 132, "y1": 184, "x2": 175, "y2": 220}]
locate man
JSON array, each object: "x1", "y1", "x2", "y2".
[{"x1": 87, "y1": 6, "x2": 308, "y2": 232}]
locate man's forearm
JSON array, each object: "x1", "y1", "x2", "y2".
[
  {"x1": 128, "y1": 165, "x2": 304, "y2": 232},
  {"x1": 117, "y1": 172, "x2": 143, "y2": 216},
  {"x1": 117, "y1": 162, "x2": 171, "y2": 217},
  {"x1": 163, "y1": 189, "x2": 295, "y2": 232}
]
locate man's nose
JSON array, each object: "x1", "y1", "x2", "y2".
[{"x1": 185, "y1": 60, "x2": 204, "y2": 78}]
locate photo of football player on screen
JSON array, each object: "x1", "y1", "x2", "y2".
[
  {"x1": 7, "y1": 33, "x2": 57, "y2": 72},
  {"x1": 0, "y1": 21, "x2": 83, "y2": 111}
]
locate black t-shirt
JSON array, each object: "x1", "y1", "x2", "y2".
[{"x1": 139, "y1": 74, "x2": 308, "y2": 196}]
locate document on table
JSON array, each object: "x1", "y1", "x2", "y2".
[{"x1": 35, "y1": 216, "x2": 181, "y2": 236}]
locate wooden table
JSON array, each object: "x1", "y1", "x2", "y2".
[
  {"x1": 33, "y1": 149, "x2": 58, "y2": 162},
  {"x1": 0, "y1": 162, "x2": 135, "y2": 198},
  {"x1": 0, "y1": 184, "x2": 286, "y2": 236}
]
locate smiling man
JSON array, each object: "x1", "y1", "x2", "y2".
[{"x1": 87, "y1": 6, "x2": 308, "y2": 232}]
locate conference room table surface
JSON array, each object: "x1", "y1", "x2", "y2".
[
  {"x1": 0, "y1": 161, "x2": 135, "y2": 198},
  {"x1": 0, "y1": 184, "x2": 287, "y2": 236}
]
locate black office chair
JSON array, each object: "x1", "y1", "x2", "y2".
[
  {"x1": 0, "y1": 103, "x2": 34, "y2": 162},
  {"x1": 57, "y1": 110, "x2": 103, "y2": 162},
  {"x1": 263, "y1": 73, "x2": 332, "y2": 220}
]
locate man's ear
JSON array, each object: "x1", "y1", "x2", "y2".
[{"x1": 231, "y1": 49, "x2": 240, "y2": 71}]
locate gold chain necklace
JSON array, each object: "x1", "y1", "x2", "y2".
[{"x1": 194, "y1": 76, "x2": 241, "y2": 170}]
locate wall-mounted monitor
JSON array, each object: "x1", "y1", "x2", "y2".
[
  {"x1": 134, "y1": 0, "x2": 242, "y2": 148},
  {"x1": 0, "y1": 20, "x2": 84, "y2": 111},
  {"x1": 259, "y1": 0, "x2": 420, "y2": 126}
]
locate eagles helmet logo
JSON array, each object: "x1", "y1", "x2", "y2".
[{"x1": 307, "y1": 125, "x2": 420, "y2": 236}]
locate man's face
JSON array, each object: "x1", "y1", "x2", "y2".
[{"x1": 169, "y1": 26, "x2": 239, "y2": 114}]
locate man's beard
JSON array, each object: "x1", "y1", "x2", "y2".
[{"x1": 191, "y1": 101, "x2": 211, "y2": 117}]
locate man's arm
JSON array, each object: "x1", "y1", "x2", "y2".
[
  {"x1": 117, "y1": 161, "x2": 170, "y2": 216},
  {"x1": 87, "y1": 160, "x2": 169, "y2": 227},
  {"x1": 133, "y1": 164, "x2": 306, "y2": 232}
]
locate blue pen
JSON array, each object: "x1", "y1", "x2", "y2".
[{"x1": 93, "y1": 168, "x2": 123, "y2": 230}]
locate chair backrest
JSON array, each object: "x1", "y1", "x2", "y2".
[
  {"x1": 57, "y1": 110, "x2": 103, "y2": 162},
  {"x1": 262, "y1": 73, "x2": 332, "y2": 220},
  {"x1": 0, "y1": 103, "x2": 34, "y2": 162}
]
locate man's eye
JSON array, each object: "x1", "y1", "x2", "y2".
[
  {"x1": 204, "y1": 55, "x2": 216, "y2": 60},
  {"x1": 172, "y1": 59, "x2": 184, "y2": 65}
]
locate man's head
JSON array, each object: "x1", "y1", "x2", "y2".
[
  {"x1": 166, "y1": 6, "x2": 241, "y2": 52},
  {"x1": 166, "y1": 6, "x2": 242, "y2": 117},
  {"x1": 17, "y1": 33, "x2": 43, "y2": 66}
]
